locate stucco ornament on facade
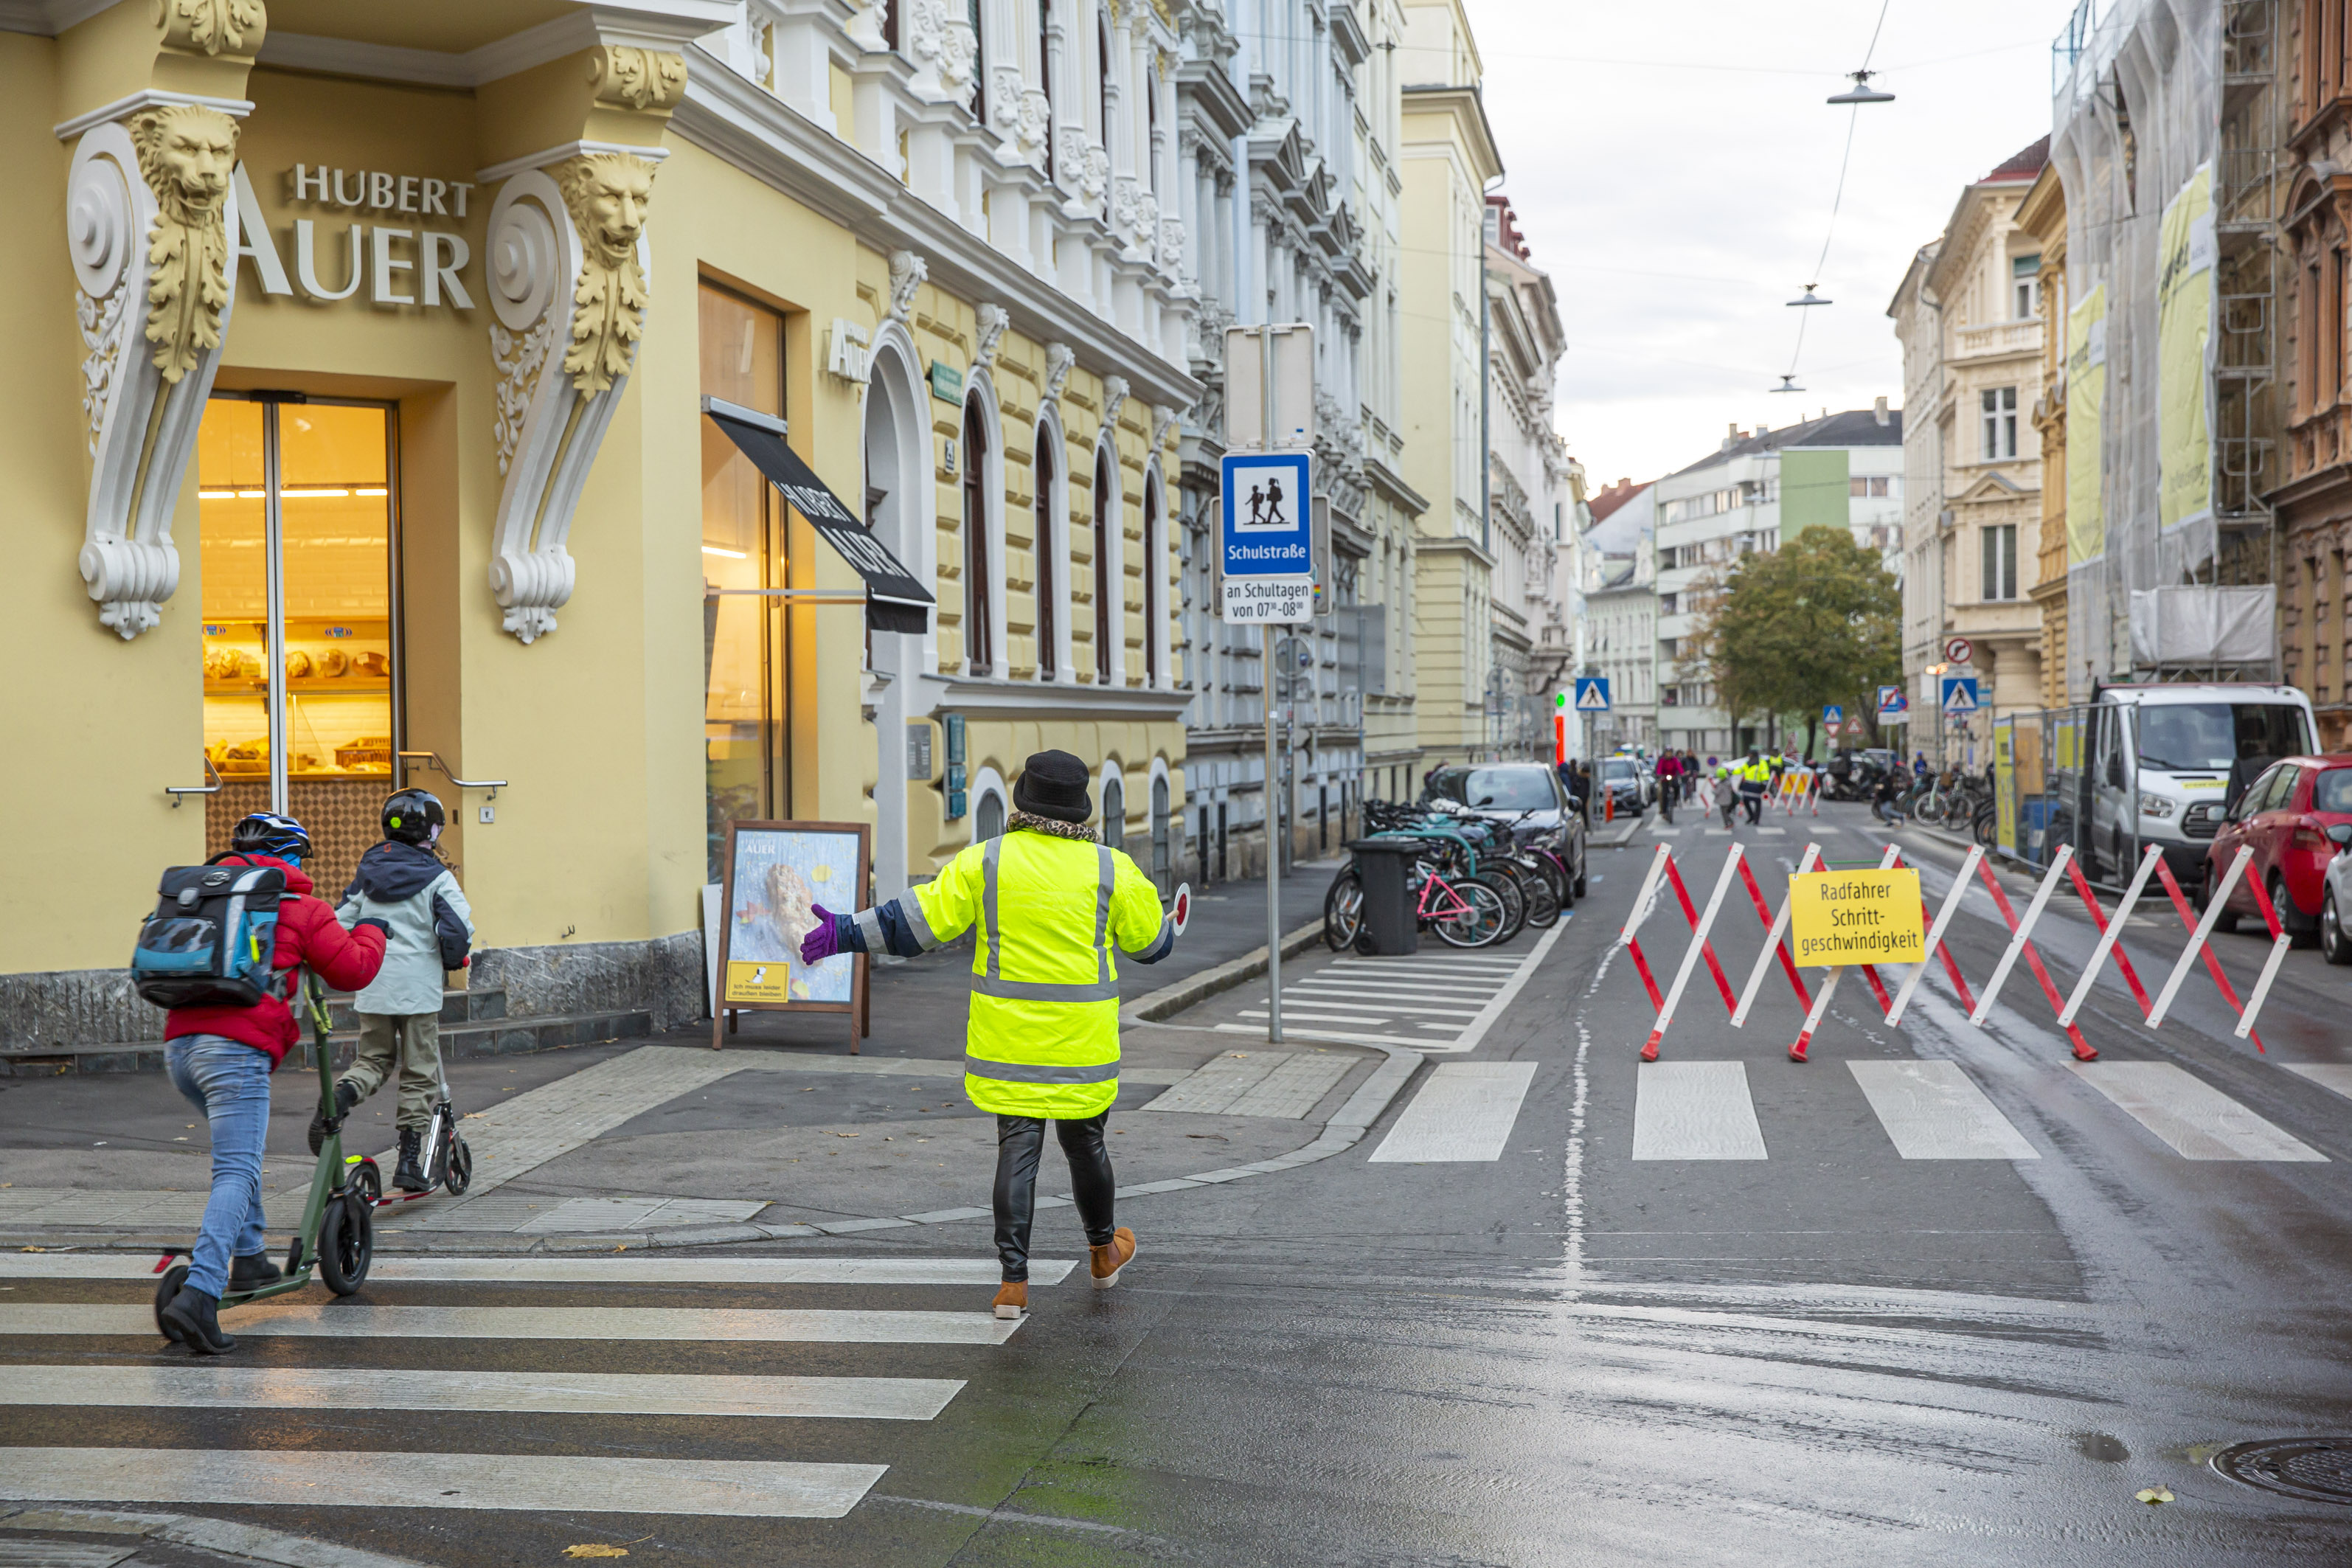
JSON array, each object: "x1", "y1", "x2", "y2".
[
  {"x1": 588, "y1": 46, "x2": 687, "y2": 113},
  {"x1": 69, "y1": 104, "x2": 245, "y2": 639},
  {"x1": 840, "y1": 0, "x2": 888, "y2": 53},
  {"x1": 887, "y1": 248, "x2": 927, "y2": 323},
  {"x1": 1100, "y1": 373, "x2": 1130, "y2": 436},
  {"x1": 1044, "y1": 341, "x2": 1075, "y2": 400},
  {"x1": 482, "y1": 154, "x2": 658, "y2": 644},
  {"x1": 972, "y1": 302, "x2": 1008, "y2": 373},
  {"x1": 156, "y1": 0, "x2": 264, "y2": 57},
  {"x1": 1149, "y1": 403, "x2": 1178, "y2": 454}
]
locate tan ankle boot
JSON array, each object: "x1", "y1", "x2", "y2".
[
  {"x1": 1090, "y1": 1227, "x2": 1136, "y2": 1289},
  {"x1": 993, "y1": 1281, "x2": 1027, "y2": 1319}
]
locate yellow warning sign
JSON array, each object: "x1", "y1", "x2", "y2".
[
  {"x1": 1787, "y1": 869, "x2": 1925, "y2": 967},
  {"x1": 724, "y1": 960, "x2": 794, "y2": 1004}
]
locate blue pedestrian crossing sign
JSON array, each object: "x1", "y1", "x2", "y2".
[
  {"x1": 1574, "y1": 676, "x2": 1612, "y2": 712},
  {"x1": 1876, "y1": 684, "x2": 1908, "y2": 719},
  {"x1": 1941, "y1": 676, "x2": 1980, "y2": 714},
  {"x1": 1822, "y1": 704, "x2": 1843, "y2": 724}
]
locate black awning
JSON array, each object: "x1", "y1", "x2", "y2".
[{"x1": 703, "y1": 401, "x2": 934, "y2": 634}]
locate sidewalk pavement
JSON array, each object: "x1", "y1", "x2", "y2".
[{"x1": 0, "y1": 864, "x2": 1412, "y2": 1254}]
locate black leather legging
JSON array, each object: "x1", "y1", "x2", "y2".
[{"x1": 993, "y1": 1111, "x2": 1117, "y2": 1283}]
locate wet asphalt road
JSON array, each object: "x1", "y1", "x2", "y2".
[{"x1": 11, "y1": 800, "x2": 2352, "y2": 1564}]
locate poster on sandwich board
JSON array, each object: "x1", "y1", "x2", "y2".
[{"x1": 711, "y1": 819, "x2": 870, "y2": 1050}]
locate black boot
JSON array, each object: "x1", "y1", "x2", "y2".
[
  {"x1": 308, "y1": 1080, "x2": 360, "y2": 1156},
  {"x1": 160, "y1": 1286, "x2": 236, "y2": 1355},
  {"x1": 228, "y1": 1252, "x2": 283, "y2": 1291},
  {"x1": 394, "y1": 1126, "x2": 429, "y2": 1192}
]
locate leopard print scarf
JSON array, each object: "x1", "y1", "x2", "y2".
[{"x1": 1008, "y1": 809, "x2": 1097, "y2": 843}]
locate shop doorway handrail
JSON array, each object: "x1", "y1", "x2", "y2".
[
  {"x1": 164, "y1": 756, "x2": 225, "y2": 808},
  {"x1": 398, "y1": 751, "x2": 507, "y2": 800}
]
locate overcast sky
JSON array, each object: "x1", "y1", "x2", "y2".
[{"x1": 1462, "y1": 0, "x2": 2076, "y2": 490}]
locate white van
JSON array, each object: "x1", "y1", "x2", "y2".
[{"x1": 2084, "y1": 684, "x2": 2317, "y2": 884}]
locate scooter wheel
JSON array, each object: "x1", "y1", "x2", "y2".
[
  {"x1": 350, "y1": 1159, "x2": 381, "y2": 1207},
  {"x1": 444, "y1": 1135, "x2": 473, "y2": 1197},
  {"x1": 153, "y1": 1261, "x2": 190, "y2": 1342},
  {"x1": 317, "y1": 1192, "x2": 372, "y2": 1296}
]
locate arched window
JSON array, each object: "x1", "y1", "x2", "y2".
[
  {"x1": 1039, "y1": 0, "x2": 1055, "y2": 181},
  {"x1": 1093, "y1": 451, "x2": 1115, "y2": 684},
  {"x1": 976, "y1": 788, "x2": 1005, "y2": 839},
  {"x1": 1150, "y1": 771, "x2": 1170, "y2": 888},
  {"x1": 1143, "y1": 480, "x2": 1160, "y2": 685},
  {"x1": 1035, "y1": 429, "x2": 1057, "y2": 680},
  {"x1": 1101, "y1": 774, "x2": 1125, "y2": 850},
  {"x1": 963, "y1": 399, "x2": 993, "y2": 675}
]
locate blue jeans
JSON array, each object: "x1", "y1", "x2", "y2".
[{"x1": 166, "y1": 1033, "x2": 273, "y2": 1297}]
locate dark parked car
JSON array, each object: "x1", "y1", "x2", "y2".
[{"x1": 1419, "y1": 763, "x2": 1589, "y2": 896}]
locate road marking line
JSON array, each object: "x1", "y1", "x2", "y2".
[
  {"x1": 0, "y1": 1304, "x2": 1024, "y2": 1344},
  {"x1": 0, "y1": 1255, "x2": 1075, "y2": 1284},
  {"x1": 0, "y1": 1366, "x2": 966, "y2": 1420},
  {"x1": 1449, "y1": 921, "x2": 1569, "y2": 1054},
  {"x1": 1290, "y1": 977, "x2": 1504, "y2": 997},
  {"x1": 1275, "y1": 995, "x2": 1484, "y2": 1017},
  {"x1": 1234, "y1": 1009, "x2": 1395, "y2": 1027},
  {"x1": 1846, "y1": 1060, "x2": 2038, "y2": 1159},
  {"x1": 1367, "y1": 1061, "x2": 1539, "y2": 1162},
  {"x1": 1213, "y1": 1022, "x2": 1442, "y2": 1050},
  {"x1": 0, "y1": 1449, "x2": 887, "y2": 1520},
  {"x1": 1327, "y1": 955, "x2": 1525, "y2": 971},
  {"x1": 2283, "y1": 1063, "x2": 2352, "y2": 1102},
  {"x1": 2070, "y1": 1062, "x2": 2327, "y2": 1162},
  {"x1": 1631, "y1": 1061, "x2": 1767, "y2": 1160}
]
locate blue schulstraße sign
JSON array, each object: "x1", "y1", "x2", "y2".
[
  {"x1": 1574, "y1": 676, "x2": 1611, "y2": 712},
  {"x1": 1220, "y1": 451, "x2": 1313, "y2": 577}
]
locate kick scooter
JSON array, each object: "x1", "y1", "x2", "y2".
[
  {"x1": 347, "y1": 1066, "x2": 473, "y2": 1210},
  {"x1": 153, "y1": 971, "x2": 375, "y2": 1335}
]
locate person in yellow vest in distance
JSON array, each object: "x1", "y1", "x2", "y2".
[
  {"x1": 1738, "y1": 749, "x2": 1771, "y2": 825},
  {"x1": 799, "y1": 749, "x2": 1177, "y2": 1319}
]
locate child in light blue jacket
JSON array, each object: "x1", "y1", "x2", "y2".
[{"x1": 319, "y1": 788, "x2": 474, "y2": 1190}]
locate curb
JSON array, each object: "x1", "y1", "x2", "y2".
[
  {"x1": 1, "y1": 1506, "x2": 430, "y2": 1568},
  {"x1": 1586, "y1": 816, "x2": 1647, "y2": 848},
  {"x1": 1120, "y1": 917, "x2": 1328, "y2": 1024}
]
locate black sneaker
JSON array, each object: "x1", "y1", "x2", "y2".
[
  {"x1": 308, "y1": 1080, "x2": 360, "y2": 1156},
  {"x1": 228, "y1": 1252, "x2": 283, "y2": 1291},
  {"x1": 393, "y1": 1127, "x2": 429, "y2": 1192},
  {"x1": 160, "y1": 1286, "x2": 236, "y2": 1355}
]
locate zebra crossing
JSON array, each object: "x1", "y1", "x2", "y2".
[
  {"x1": 1626, "y1": 1055, "x2": 2334, "y2": 1163},
  {"x1": 0, "y1": 1255, "x2": 1068, "y2": 1521},
  {"x1": 1226, "y1": 926, "x2": 1565, "y2": 1053}
]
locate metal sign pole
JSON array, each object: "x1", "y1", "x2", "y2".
[{"x1": 1260, "y1": 327, "x2": 1283, "y2": 1044}]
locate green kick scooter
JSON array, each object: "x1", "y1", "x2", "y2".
[{"x1": 153, "y1": 970, "x2": 374, "y2": 1336}]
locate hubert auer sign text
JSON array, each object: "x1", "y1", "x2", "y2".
[
  {"x1": 229, "y1": 162, "x2": 480, "y2": 311},
  {"x1": 1220, "y1": 451, "x2": 1314, "y2": 623}
]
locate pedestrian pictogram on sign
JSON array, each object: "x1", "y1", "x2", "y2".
[
  {"x1": 1575, "y1": 676, "x2": 1612, "y2": 712},
  {"x1": 1823, "y1": 704, "x2": 1843, "y2": 724},
  {"x1": 1941, "y1": 676, "x2": 1980, "y2": 713},
  {"x1": 1876, "y1": 684, "x2": 1908, "y2": 719}
]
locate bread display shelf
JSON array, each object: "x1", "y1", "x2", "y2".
[{"x1": 204, "y1": 679, "x2": 392, "y2": 695}]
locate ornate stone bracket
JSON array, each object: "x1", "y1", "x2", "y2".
[
  {"x1": 483, "y1": 153, "x2": 658, "y2": 644},
  {"x1": 1044, "y1": 341, "x2": 1075, "y2": 401},
  {"x1": 1149, "y1": 403, "x2": 1179, "y2": 454},
  {"x1": 1100, "y1": 374, "x2": 1130, "y2": 437},
  {"x1": 887, "y1": 249, "x2": 928, "y2": 324},
  {"x1": 972, "y1": 302, "x2": 1008, "y2": 373},
  {"x1": 71, "y1": 104, "x2": 246, "y2": 639}
]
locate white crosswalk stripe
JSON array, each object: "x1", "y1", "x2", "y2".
[
  {"x1": 0, "y1": 1256, "x2": 1050, "y2": 1523},
  {"x1": 1846, "y1": 1060, "x2": 2038, "y2": 1159},
  {"x1": 1218, "y1": 926, "x2": 1566, "y2": 1054},
  {"x1": 1631, "y1": 1061, "x2": 1768, "y2": 1160},
  {"x1": 1367, "y1": 1062, "x2": 1538, "y2": 1162},
  {"x1": 2070, "y1": 1062, "x2": 2326, "y2": 1162}
]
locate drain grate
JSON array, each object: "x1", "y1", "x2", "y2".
[{"x1": 2212, "y1": 1438, "x2": 2352, "y2": 1505}]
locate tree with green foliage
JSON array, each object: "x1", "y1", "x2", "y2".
[{"x1": 1693, "y1": 527, "x2": 1902, "y2": 760}]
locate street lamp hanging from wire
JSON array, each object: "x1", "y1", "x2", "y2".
[
  {"x1": 1786, "y1": 285, "x2": 1833, "y2": 308},
  {"x1": 1827, "y1": 69, "x2": 1895, "y2": 105}
]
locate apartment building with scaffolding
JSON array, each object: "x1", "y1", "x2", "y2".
[{"x1": 2047, "y1": 0, "x2": 2286, "y2": 697}]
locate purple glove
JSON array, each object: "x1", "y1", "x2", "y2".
[{"x1": 799, "y1": 905, "x2": 842, "y2": 965}]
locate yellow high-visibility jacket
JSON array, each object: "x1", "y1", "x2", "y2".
[
  {"x1": 1741, "y1": 759, "x2": 1772, "y2": 785},
  {"x1": 862, "y1": 829, "x2": 1171, "y2": 1117}
]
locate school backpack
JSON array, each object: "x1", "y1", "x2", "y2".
[{"x1": 132, "y1": 857, "x2": 288, "y2": 1009}]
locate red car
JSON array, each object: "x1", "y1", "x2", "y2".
[{"x1": 2203, "y1": 753, "x2": 2352, "y2": 942}]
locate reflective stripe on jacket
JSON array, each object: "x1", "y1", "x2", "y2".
[{"x1": 873, "y1": 830, "x2": 1168, "y2": 1117}]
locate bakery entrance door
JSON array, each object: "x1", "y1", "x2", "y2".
[{"x1": 198, "y1": 395, "x2": 399, "y2": 898}]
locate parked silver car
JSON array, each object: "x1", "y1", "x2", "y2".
[{"x1": 2322, "y1": 822, "x2": 2352, "y2": 965}]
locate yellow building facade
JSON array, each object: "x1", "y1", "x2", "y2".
[{"x1": 3, "y1": 1, "x2": 1197, "y2": 1063}]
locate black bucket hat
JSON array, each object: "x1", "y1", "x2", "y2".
[{"x1": 1012, "y1": 749, "x2": 1093, "y2": 823}]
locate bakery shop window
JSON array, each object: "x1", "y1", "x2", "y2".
[{"x1": 198, "y1": 396, "x2": 399, "y2": 898}]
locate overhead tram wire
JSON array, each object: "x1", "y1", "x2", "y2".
[{"x1": 1776, "y1": 0, "x2": 1895, "y2": 390}]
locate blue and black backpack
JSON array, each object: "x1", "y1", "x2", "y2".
[{"x1": 132, "y1": 856, "x2": 288, "y2": 1008}]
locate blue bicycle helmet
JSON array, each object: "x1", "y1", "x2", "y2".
[{"x1": 230, "y1": 811, "x2": 311, "y2": 863}]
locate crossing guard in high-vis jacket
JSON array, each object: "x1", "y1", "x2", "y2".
[{"x1": 867, "y1": 831, "x2": 1170, "y2": 1115}]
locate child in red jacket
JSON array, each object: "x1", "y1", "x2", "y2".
[{"x1": 159, "y1": 812, "x2": 387, "y2": 1354}]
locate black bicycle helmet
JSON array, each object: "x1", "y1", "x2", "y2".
[
  {"x1": 381, "y1": 788, "x2": 445, "y2": 846},
  {"x1": 231, "y1": 811, "x2": 311, "y2": 861}
]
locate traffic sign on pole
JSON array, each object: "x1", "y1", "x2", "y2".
[
  {"x1": 1941, "y1": 676, "x2": 1980, "y2": 714},
  {"x1": 1575, "y1": 676, "x2": 1612, "y2": 712},
  {"x1": 1823, "y1": 704, "x2": 1843, "y2": 724},
  {"x1": 1943, "y1": 636, "x2": 1974, "y2": 665},
  {"x1": 1219, "y1": 450, "x2": 1314, "y2": 623},
  {"x1": 1876, "y1": 684, "x2": 1908, "y2": 720}
]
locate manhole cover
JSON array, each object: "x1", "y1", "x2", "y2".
[{"x1": 2212, "y1": 1438, "x2": 2352, "y2": 1504}]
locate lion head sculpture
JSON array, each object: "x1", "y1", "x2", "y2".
[
  {"x1": 555, "y1": 153, "x2": 658, "y2": 395},
  {"x1": 131, "y1": 104, "x2": 239, "y2": 384}
]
